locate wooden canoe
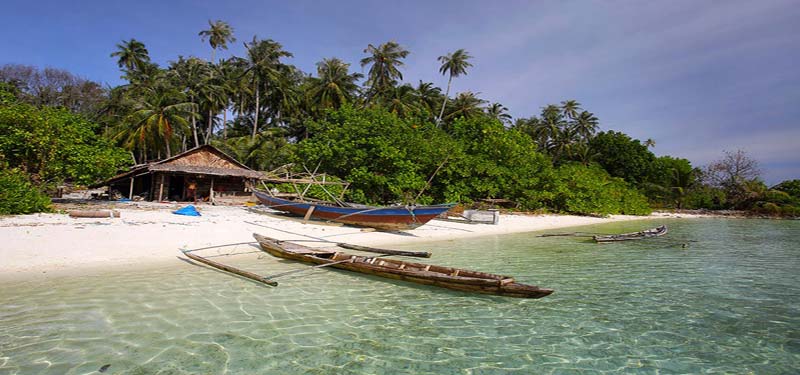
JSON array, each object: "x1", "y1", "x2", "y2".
[
  {"x1": 253, "y1": 190, "x2": 453, "y2": 231},
  {"x1": 593, "y1": 225, "x2": 668, "y2": 242},
  {"x1": 253, "y1": 234, "x2": 553, "y2": 298}
]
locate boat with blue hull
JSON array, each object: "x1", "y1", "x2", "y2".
[{"x1": 254, "y1": 190, "x2": 454, "y2": 230}]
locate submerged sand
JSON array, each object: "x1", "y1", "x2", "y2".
[{"x1": 0, "y1": 203, "x2": 693, "y2": 278}]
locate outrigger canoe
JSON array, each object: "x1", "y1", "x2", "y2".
[
  {"x1": 253, "y1": 234, "x2": 553, "y2": 298},
  {"x1": 253, "y1": 190, "x2": 454, "y2": 231},
  {"x1": 593, "y1": 225, "x2": 668, "y2": 243}
]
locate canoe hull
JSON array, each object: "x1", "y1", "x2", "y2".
[
  {"x1": 254, "y1": 234, "x2": 553, "y2": 299},
  {"x1": 593, "y1": 225, "x2": 668, "y2": 242},
  {"x1": 254, "y1": 190, "x2": 452, "y2": 230}
]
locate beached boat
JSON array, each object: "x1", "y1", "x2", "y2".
[
  {"x1": 593, "y1": 225, "x2": 668, "y2": 243},
  {"x1": 253, "y1": 234, "x2": 553, "y2": 298},
  {"x1": 253, "y1": 190, "x2": 454, "y2": 230}
]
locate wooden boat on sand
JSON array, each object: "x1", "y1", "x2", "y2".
[
  {"x1": 253, "y1": 233, "x2": 553, "y2": 298},
  {"x1": 254, "y1": 190, "x2": 454, "y2": 231},
  {"x1": 593, "y1": 225, "x2": 668, "y2": 243}
]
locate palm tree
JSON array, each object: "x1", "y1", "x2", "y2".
[
  {"x1": 535, "y1": 104, "x2": 566, "y2": 151},
  {"x1": 486, "y1": 102, "x2": 512, "y2": 124},
  {"x1": 215, "y1": 59, "x2": 240, "y2": 139},
  {"x1": 560, "y1": 100, "x2": 581, "y2": 119},
  {"x1": 569, "y1": 143, "x2": 600, "y2": 166},
  {"x1": 118, "y1": 86, "x2": 194, "y2": 159},
  {"x1": 168, "y1": 57, "x2": 208, "y2": 147},
  {"x1": 436, "y1": 49, "x2": 473, "y2": 125},
  {"x1": 261, "y1": 63, "x2": 303, "y2": 131},
  {"x1": 383, "y1": 84, "x2": 420, "y2": 117},
  {"x1": 198, "y1": 20, "x2": 236, "y2": 63},
  {"x1": 197, "y1": 66, "x2": 227, "y2": 144},
  {"x1": 360, "y1": 41, "x2": 410, "y2": 102},
  {"x1": 213, "y1": 127, "x2": 289, "y2": 170},
  {"x1": 111, "y1": 39, "x2": 151, "y2": 72},
  {"x1": 306, "y1": 58, "x2": 363, "y2": 111},
  {"x1": 549, "y1": 125, "x2": 579, "y2": 164},
  {"x1": 244, "y1": 37, "x2": 292, "y2": 140},
  {"x1": 573, "y1": 110, "x2": 599, "y2": 141},
  {"x1": 443, "y1": 91, "x2": 486, "y2": 121},
  {"x1": 225, "y1": 57, "x2": 253, "y2": 122},
  {"x1": 413, "y1": 81, "x2": 442, "y2": 115},
  {"x1": 669, "y1": 167, "x2": 693, "y2": 209}
]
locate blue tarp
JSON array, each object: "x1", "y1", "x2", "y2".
[{"x1": 173, "y1": 205, "x2": 201, "y2": 216}]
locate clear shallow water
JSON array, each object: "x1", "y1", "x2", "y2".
[{"x1": 1, "y1": 218, "x2": 799, "y2": 374}]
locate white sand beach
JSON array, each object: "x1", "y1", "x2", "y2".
[{"x1": 0, "y1": 203, "x2": 692, "y2": 279}]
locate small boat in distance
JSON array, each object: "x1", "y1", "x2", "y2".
[
  {"x1": 253, "y1": 234, "x2": 554, "y2": 298},
  {"x1": 593, "y1": 225, "x2": 668, "y2": 243},
  {"x1": 253, "y1": 190, "x2": 454, "y2": 231}
]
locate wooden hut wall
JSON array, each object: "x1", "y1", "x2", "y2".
[
  {"x1": 108, "y1": 174, "x2": 153, "y2": 199},
  {"x1": 150, "y1": 172, "x2": 173, "y2": 202},
  {"x1": 212, "y1": 177, "x2": 253, "y2": 205}
]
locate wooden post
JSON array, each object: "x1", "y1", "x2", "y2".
[
  {"x1": 158, "y1": 174, "x2": 165, "y2": 202},
  {"x1": 303, "y1": 205, "x2": 316, "y2": 223},
  {"x1": 210, "y1": 177, "x2": 215, "y2": 204},
  {"x1": 128, "y1": 177, "x2": 135, "y2": 199}
]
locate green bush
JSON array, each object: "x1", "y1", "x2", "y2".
[
  {"x1": 0, "y1": 168, "x2": 51, "y2": 215},
  {"x1": 684, "y1": 186, "x2": 727, "y2": 209},
  {"x1": 772, "y1": 180, "x2": 800, "y2": 199},
  {"x1": 0, "y1": 96, "x2": 131, "y2": 185},
  {"x1": 588, "y1": 131, "x2": 656, "y2": 184},
  {"x1": 437, "y1": 116, "x2": 554, "y2": 209},
  {"x1": 297, "y1": 105, "x2": 456, "y2": 205},
  {"x1": 548, "y1": 163, "x2": 651, "y2": 215}
]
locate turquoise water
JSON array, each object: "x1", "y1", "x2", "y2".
[{"x1": 1, "y1": 218, "x2": 799, "y2": 374}]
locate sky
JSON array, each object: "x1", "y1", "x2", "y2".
[{"x1": 2, "y1": 0, "x2": 798, "y2": 184}]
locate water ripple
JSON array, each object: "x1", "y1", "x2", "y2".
[{"x1": 1, "y1": 219, "x2": 799, "y2": 373}]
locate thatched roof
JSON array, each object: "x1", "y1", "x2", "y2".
[{"x1": 90, "y1": 145, "x2": 262, "y2": 187}]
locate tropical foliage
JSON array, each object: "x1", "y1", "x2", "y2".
[
  {"x1": 0, "y1": 168, "x2": 52, "y2": 215},
  {"x1": 1, "y1": 19, "x2": 795, "y2": 217},
  {"x1": 0, "y1": 86, "x2": 130, "y2": 185}
]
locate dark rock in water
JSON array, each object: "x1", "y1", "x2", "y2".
[{"x1": 99, "y1": 364, "x2": 111, "y2": 373}]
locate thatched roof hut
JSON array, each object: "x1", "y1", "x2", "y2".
[{"x1": 92, "y1": 145, "x2": 262, "y2": 204}]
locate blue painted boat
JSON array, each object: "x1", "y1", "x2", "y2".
[{"x1": 253, "y1": 190, "x2": 454, "y2": 230}]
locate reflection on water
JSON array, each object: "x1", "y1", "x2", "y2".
[{"x1": 1, "y1": 219, "x2": 799, "y2": 374}]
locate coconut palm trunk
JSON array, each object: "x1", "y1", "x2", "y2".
[
  {"x1": 437, "y1": 75, "x2": 452, "y2": 125},
  {"x1": 206, "y1": 108, "x2": 214, "y2": 144},
  {"x1": 252, "y1": 83, "x2": 259, "y2": 140},
  {"x1": 190, "y1": 96, "x2": 199, "y2": 147},
  {"x1": 223, "y1": 108, "x2": 227, "y2": 139}
]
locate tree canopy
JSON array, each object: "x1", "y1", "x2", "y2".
[{"x1": 1, "y1": 18, "x2": 795, "y2": 217}]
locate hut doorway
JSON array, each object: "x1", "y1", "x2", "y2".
[{"x1": 168, "y1": 175, "x2": 185, "y2": 201}]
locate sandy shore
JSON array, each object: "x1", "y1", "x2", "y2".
[{"x1": 0, "y1": 203, "x2": 694, "y2": 279}]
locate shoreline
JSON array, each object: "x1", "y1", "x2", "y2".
[{"x1": 0, "y1": 203, "x2": 704, "y2": 280}]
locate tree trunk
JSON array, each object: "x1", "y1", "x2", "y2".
[
  {"x1": 206, "y1": 108, "x2": 213, "y2": 144},
  {"x1": 253, "y1": 82, "x2": 259, "y2": 141},
  {"x1": 164, "y1": 138, "x2": 171, "y2": 158},
  {"x1": 437, "y1": 76, "x2": 452, "y2": 126},
  {"x1": 190, "y1": 97, "x2": 199, "y2": 147},
  {"x1": 223, "y1": 108, "x2": 228, "y2": 139}
]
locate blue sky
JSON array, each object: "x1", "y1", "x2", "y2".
[{"x1": 2, "y1": 0, "x2": 798, "y2": 184}]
